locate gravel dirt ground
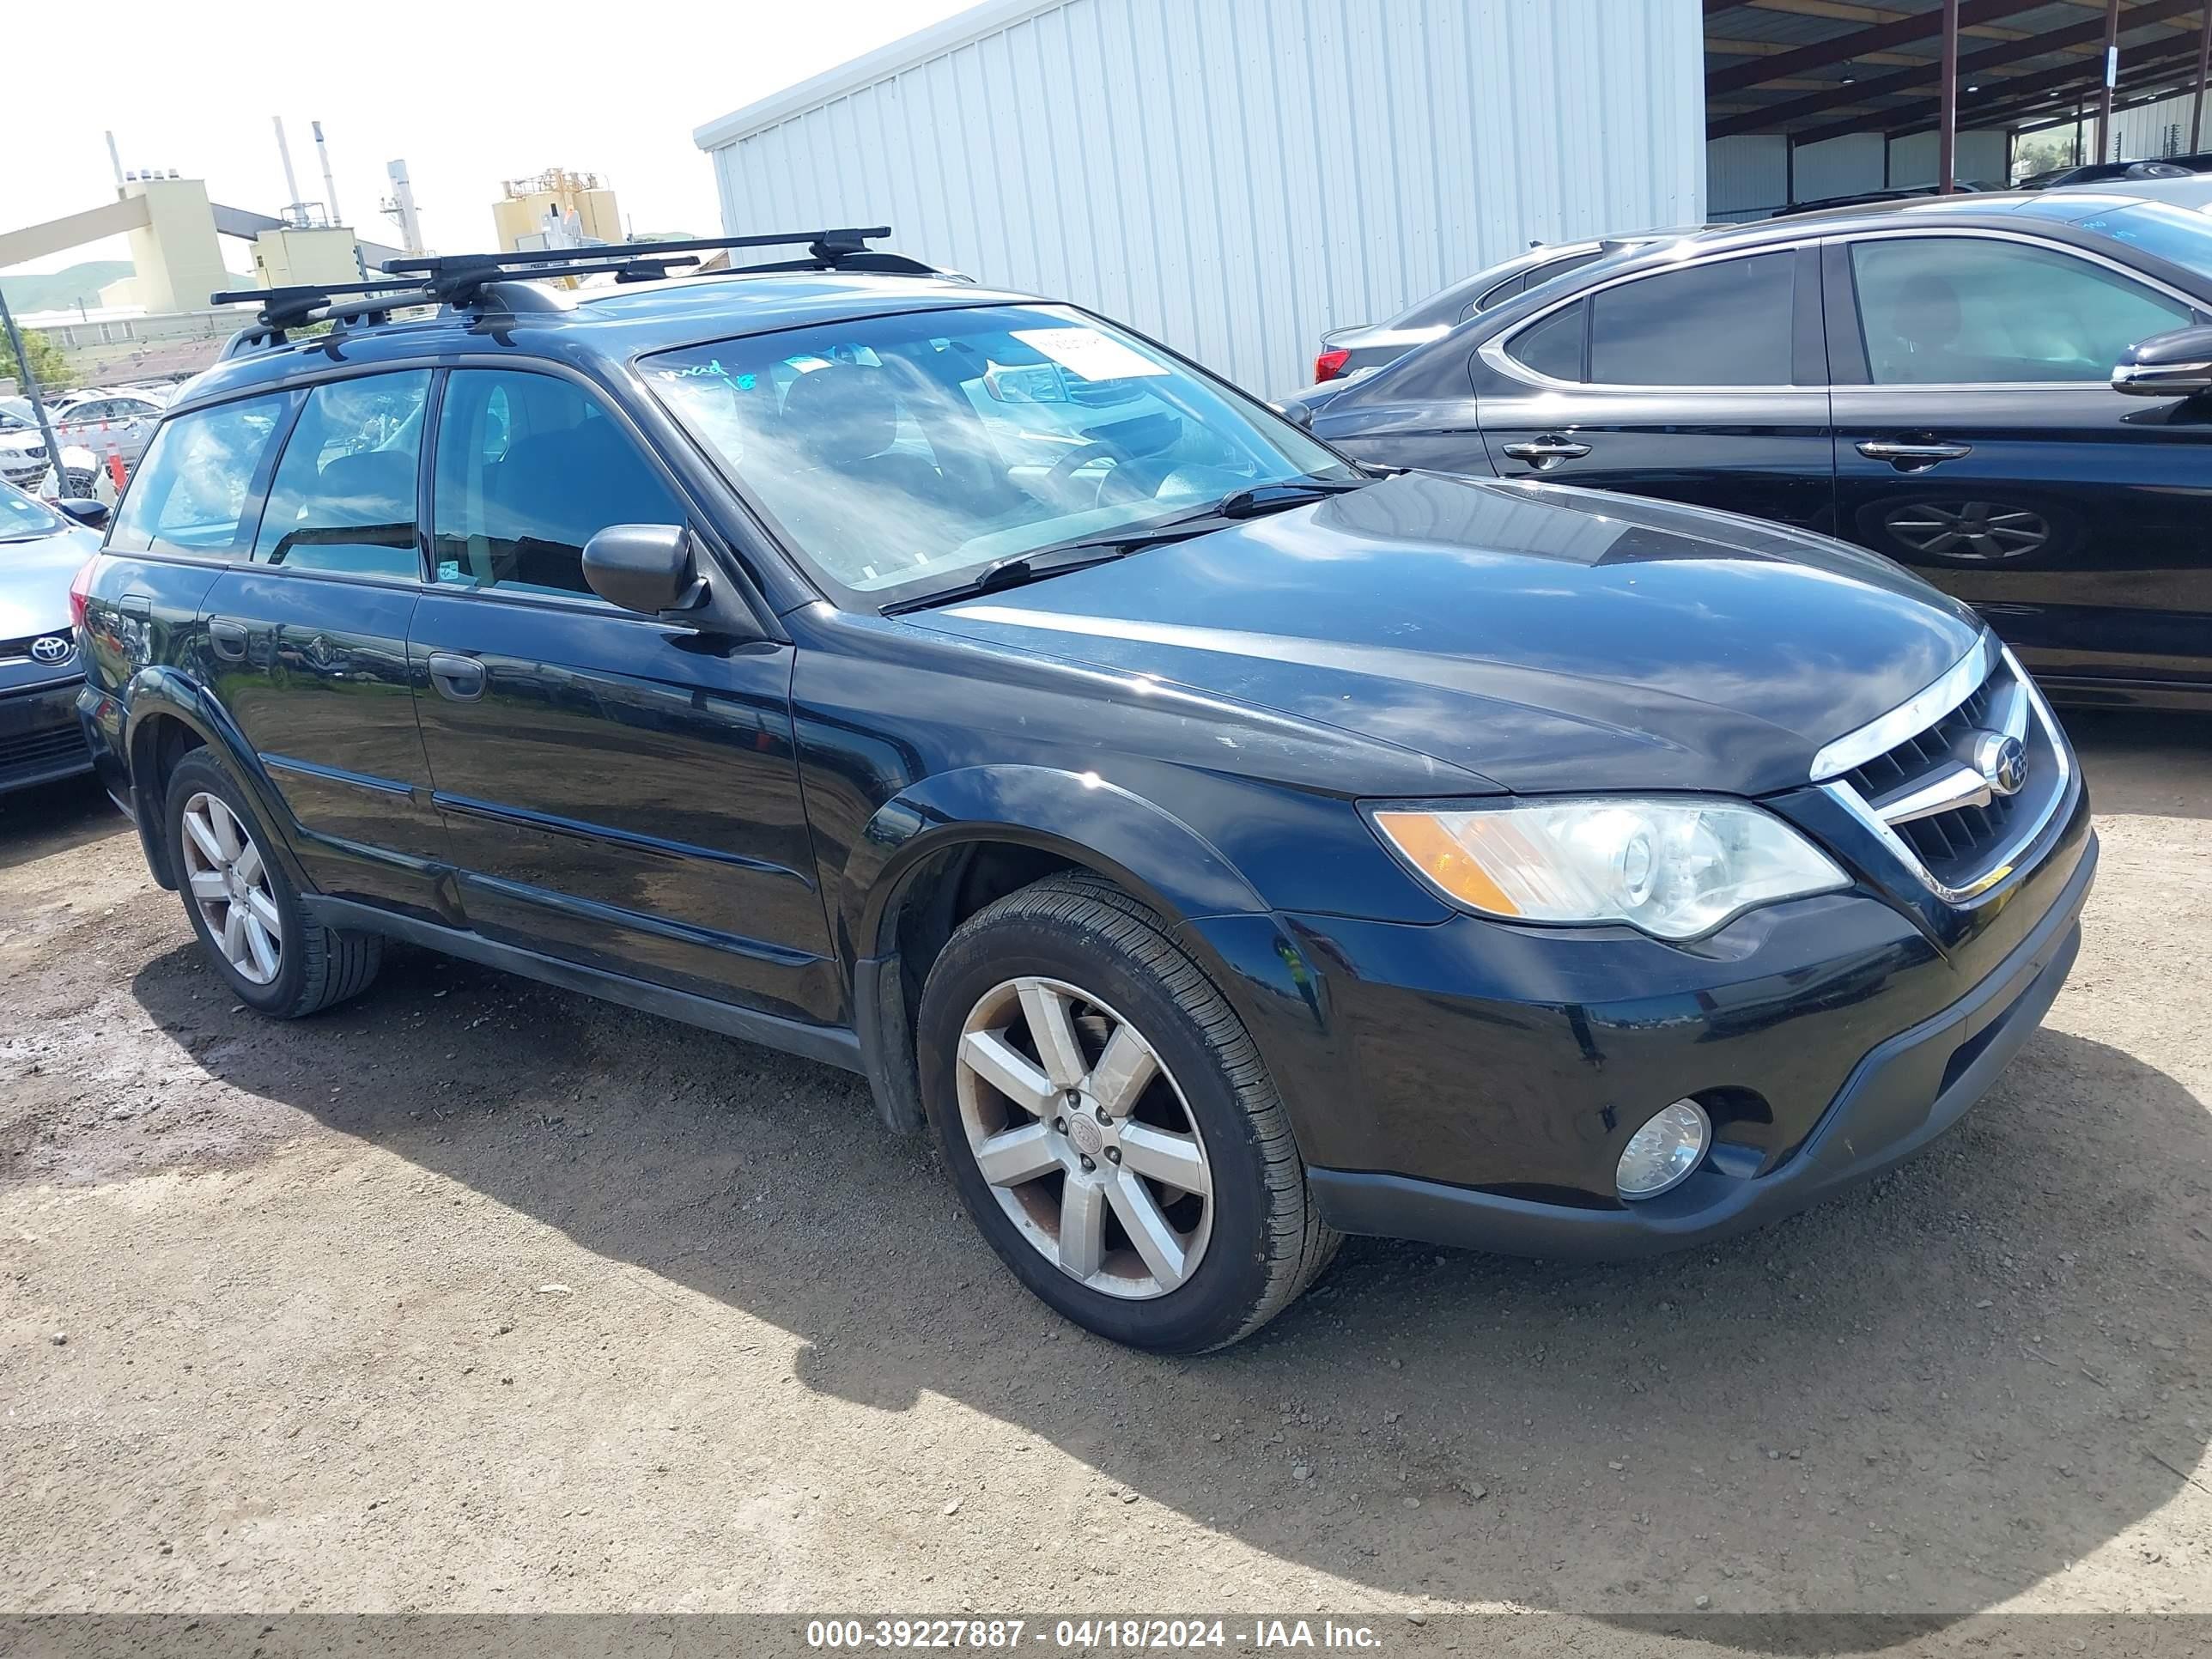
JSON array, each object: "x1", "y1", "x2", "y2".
[{"x1": 0, "y1": 709, "x2": 2207, "y2": 1635}]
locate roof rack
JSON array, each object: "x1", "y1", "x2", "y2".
[
  {"x1": 212, "y1": 227, "x2": 927, "y2": 360},
  {"x1": 378, "y1": 226, "x2": 920, "y2": 283}
]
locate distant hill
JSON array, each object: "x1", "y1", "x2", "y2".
[{"x1": 2, "y1": 262, "x2": 135, "y2": 314}]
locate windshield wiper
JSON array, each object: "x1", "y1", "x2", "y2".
[
  {"x1": 882, "y1": 476, "x2": 1374, "y2": 616},
  {"x1": 1204, "y1": 475, "x2": 1371, "y2": 519},
  {"x1": 881, "y1": 544, "x2": 1142, "y2": 615}
]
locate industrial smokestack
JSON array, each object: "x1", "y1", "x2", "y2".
[
  {"x1": 385, "y1": 159, "x2": 424, "y2": 255},
  {"x1": 272, "y1": 115, "x2": 303, "y2": 215},
  {"x1": 312, "y1": 119, "x2": 343, "y2": 224},
  {"x1": 105, "y1": 131, "x2": 124, "y2": 191}
]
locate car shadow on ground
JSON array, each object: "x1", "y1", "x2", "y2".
[
  {"x1": 2069, "y1": 705, "x2": 2212, "y2": 821},
  {"x1": 0, "y1": 775, "x2": 126, "y2": 869},
  {"x1": 128, "y1": 923, "x2": 2210, "y2": 1637}
]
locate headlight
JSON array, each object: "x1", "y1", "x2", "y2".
[{"x1": 1370, "y1": 796, "x2": 1849, "y2": 940}]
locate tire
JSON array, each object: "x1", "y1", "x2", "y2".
[
  {"x1": 918, "y1": 872, "x2": 1337, "y2": 1352},
  {"x1": 164, "y1": 750, "x2": 382, "y2": 1018}
]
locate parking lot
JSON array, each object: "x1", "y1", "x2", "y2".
[{"x1": 0, "y1": 708, "x2": 2201, "y2": 1626}]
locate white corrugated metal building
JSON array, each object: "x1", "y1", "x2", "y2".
[{"x1": 694, "y1": 0, "x2": 1707, "y2": 394}]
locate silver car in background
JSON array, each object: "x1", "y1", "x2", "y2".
[
  {"x1": 50, "y1": 386, "x2": 170, "y2": 476},
  {"x1": 1309, "y1": 240, "x2": 1624, "y2": 387}
]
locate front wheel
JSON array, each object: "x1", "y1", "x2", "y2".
[{"x1": 918, "y1": 873, "x2": 1336, "y2": 1352}]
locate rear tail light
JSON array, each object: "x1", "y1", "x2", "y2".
[
  {"x1": 1315, "y1": 348, "x2": 1351, "y2": 383},
  {"x1": 69, "y1": 555, "x2": 100, "y2": 633}
]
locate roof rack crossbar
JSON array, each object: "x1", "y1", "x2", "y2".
[
  {"x1": 209, "y1": 224, "x2": 915, "y2": 358},
  {"x1": 212, "y1": 276, "x2": 440, "y2": 331},
  {"x1": 380, "y1": 226, "x2": 893, "y2": 279}
]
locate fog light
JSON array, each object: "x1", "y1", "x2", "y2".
[{"x1": 1616, "y1": 1099, "x2": 1711, "y2": 1200}]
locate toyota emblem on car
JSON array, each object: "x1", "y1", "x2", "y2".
[{"x1": 29, "y1": 634, "x2": 74, "y2": 665}]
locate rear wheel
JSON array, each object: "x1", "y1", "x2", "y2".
[
  {"x1": 165, "y1": 751, "x2": 382, "y2": 1018},
  {"x1": 919, "y1": 872, "x2": 1335, "y2": 1352}
]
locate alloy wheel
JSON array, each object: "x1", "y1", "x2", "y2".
[
  {"x1": 1883, "y1": 500, "x2": 2050, "y2": 562},
  {"x1": 955, "y1": 975, "x2": 1213, "y2": 1300},
  {"x1": 179, "y1": 792, "x2": 283, "y2": 985}
]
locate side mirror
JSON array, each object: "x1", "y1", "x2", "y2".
[
  {"x1": 2112, "y1": 324, "x2": 2212, "y2": 398},
  {"x1": 1268, "y1": 398, "x2": 1316, "y2": 431},
  {"x1": 581, "y1": 523, "x2": 706, "y2": 616},
  {"x1": 55, "y1": 498, "x2": 110, "y2": 529}
]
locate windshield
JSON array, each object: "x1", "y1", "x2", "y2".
[
  {"x1": 0, "y1": 482, "x2": 64, "y2": 543},
  {"x1": 2073, "y1": 201, "x2": 2212, "y2": 283},
  {"x1": 643, "y1": 303, "x2": 1352, "y2": 608}
]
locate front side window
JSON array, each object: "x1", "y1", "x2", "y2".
[
  {"x1": 1588, "y1": 252, "x2": 1796, "y2": 386},
  {"x1": 431, "y1": 369, "x2": 685, "y2": 599},
  {"x1": 106, "y1": 393, "x2": 291, "y2": 558},
  {"x1": 644, "y1": 302, "x2": 1349, "y2": 608},
  {"x1": 252, "y1": 371, "x2": 430, "y2": 579},
  {"x1": 1850, "y1": 236, "x2": 2193, "y2": 385}
]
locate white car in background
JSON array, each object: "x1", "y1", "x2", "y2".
[
  {"x1": 50, "y1": 386, "x2": 169, "y2": 472},
  {"x1": 0, "y1": 408, "x2": 82, "y2": 494}
]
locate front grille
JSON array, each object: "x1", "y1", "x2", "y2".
[
  {"x1": 0, "y1": 722, "x2": 88, "y2": 782},
  {"x1": 1821, "y1": 646, "x2": 2069, "y2": 901},
  {"x1": 1841, "y1": 672, "x2": 2024, "y2": 879}
]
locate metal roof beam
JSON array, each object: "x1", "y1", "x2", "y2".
[
  {"x1": 1709, "y1": 33, "x2": 1932, "y2": 64},
  {"x1": 1709, "y1": 0, "x2": 2045, "y2": 95},
  {"x1": 1711, "y1": 0, "x2": 2047, "y2": 41},
  {"x1": 1711, "y1": 0, "x2": 2204, "y2": 135},
  {"x1": 1879, "y1": 40, "x2": 2207, "y2": 134}
]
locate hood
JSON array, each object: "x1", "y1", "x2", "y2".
[
  {"x1": 0, "y1": 525, "x2": 99, "y2": 642},
  {"x1": 911, "y1": 472, "x2": 1984, "y2": 798}
]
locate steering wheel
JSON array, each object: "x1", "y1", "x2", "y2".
[{"x1": 1042, "y1": 440, "x2": 1125, "y2": 506}]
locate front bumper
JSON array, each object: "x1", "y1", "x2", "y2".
[
  {"x1": 0, "y1": 676, "x2": 93, "y2": 793},
  {"x1": 1190, "y1": 785, "x2": 2095, "y2": 1260}
]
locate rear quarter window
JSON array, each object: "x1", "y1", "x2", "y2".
[{"x1": 107, "y1": 393, "x2": 292, "y2": 559}]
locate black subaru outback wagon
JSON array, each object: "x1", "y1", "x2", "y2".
[{"x1": 73, "y1": 230, "x2": 2096, "y2": 1352}]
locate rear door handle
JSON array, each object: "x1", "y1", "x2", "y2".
[
  {"x1": 1857, "y1": 439, "x2": 1972, "y2": 467},
  {"x1": 207, "y1": 617, "x2": 248, "y2": 660},
  {"x1": 1500, "y1": 437, "x2": 1592, "y2": 466},
  {"x1": 119, "y1": 593, "x2": 152, "y2": 620},
  {"x1": 427, "y1": 652, "x2": 485, "y2": 702}
]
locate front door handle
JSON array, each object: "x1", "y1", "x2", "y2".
[
  {"x1": 426, "y1": 652, "x2": 485, "y2": 702},
  {"x1": 1857, "y1": 438, "x2": 1972, "y2": 469},
  {"x1": 207, "y1": 617, "x2": 248, "y2": 661},
  {"x1": 1501, "y1": 436, "x2": 1593, "y2": 467}
]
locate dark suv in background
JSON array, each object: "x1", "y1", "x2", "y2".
[
  {"x1": 73, "y1": 229, "x2": 2094, "y2": 1352},
  {"x1": 1286, "y1": 191, "x2": 2212, "y2": 709}
]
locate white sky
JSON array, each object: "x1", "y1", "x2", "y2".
[{"x1": 1, "y1": 0, "x2": 977, "y2": 277}]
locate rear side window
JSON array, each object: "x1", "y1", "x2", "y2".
[
  {"x1": 1507, "y1": 300, "x2": 1588, "y2": 381},
  {"x1": 252, "y1": 371, "x2": 430, "y2": 580},
  {"x1": 1589, "y1": 252, "x2": 1796, "y2": 386},
  {"x1": 106, "y1": 393, "x2": 290, "y2": 558},
  {"x1": 1471, "y1": 272, "x2": 1525, "y2": 313},
  {"x1": 431, "y1": 369, "x2": 684, "y2": 599}
]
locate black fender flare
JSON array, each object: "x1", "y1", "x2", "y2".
[
  {"x1": 842, "y1": 764, "x2": 1273, "y2": 1133},
  {"x1": 843, "y1": 763, "x2": 1268, "y2": 960},
  {"x1": 119, "y1": 667, "x2": 310, "y2": 895}
]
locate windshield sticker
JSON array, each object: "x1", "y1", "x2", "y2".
[{"x1": 1010, "y1": 327, "x2": 1168, "y2": 383}]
